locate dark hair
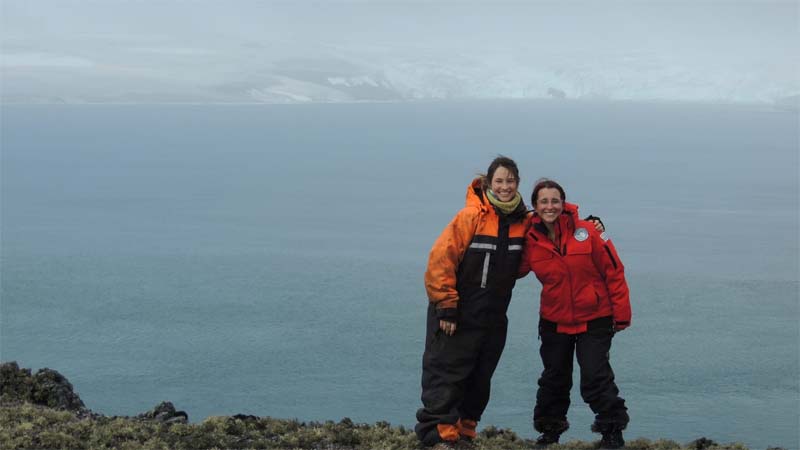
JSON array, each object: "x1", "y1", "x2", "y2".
[
  {"x1": 484, "y1": 155, "x2": 520, "y2": 188},
  {"x1": 531, "y1": 178, "x2": 566, "y2": 207}
]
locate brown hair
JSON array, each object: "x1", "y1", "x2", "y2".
[
  {"x1": 482, "y1": 155, "x2": 520, "y2": 190},
  {"x1": 531, "y1": 178, "x2": 566, "y2": 207}
]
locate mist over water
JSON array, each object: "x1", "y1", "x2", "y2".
[{"x1": 2, "y1": 102, "x2": 798, "y2": 449}]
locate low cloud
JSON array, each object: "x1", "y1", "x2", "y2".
[{"x1": 2, "y1": 52, "x2": 96, "y2": 68}]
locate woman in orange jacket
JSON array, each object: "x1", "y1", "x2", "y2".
[
  {"x1": 415, "y1": 158, "x2": 603, "y2": 449},
  {"x1": 415, "y1": 156, "x2": 529, "y2": 449},
  {"x1": 518, "y1": 178, "x2": 631, "y2": 449}
]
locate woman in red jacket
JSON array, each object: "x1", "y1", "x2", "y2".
[
  {"x1": 518, "y1": 179, "x2": 631, "y2": 449},
  {"x1": 416, "y1": 162, "x2": 606, "y2": 450}
]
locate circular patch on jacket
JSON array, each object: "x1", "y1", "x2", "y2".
[{"x1": 574, "y1": 227, "x2": 589, "y2": 242}]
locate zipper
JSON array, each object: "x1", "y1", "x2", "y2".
[
  {"x1": 551, "y1": 225, "x2": 576, "y2": 324},
  {"x1": 540, "y1": 240, "x2": 577, "y2": 324},
  {"x1": 483, "y1": 215, "x2": 510, "y2": 290},
  {"x1": 560, "y1": 254, "x2": 576, "y2": 324}
]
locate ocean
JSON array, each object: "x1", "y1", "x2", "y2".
[{"x1": 1, "y1": 101, "x2": 798, "y2": 449}]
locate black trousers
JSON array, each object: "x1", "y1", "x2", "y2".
[
  {"x1": 415, "y1": 303, "x2": 508, "y2": 446},
  {"x1": 533, "y1": 318, "x2": 629, "y2": 434}
]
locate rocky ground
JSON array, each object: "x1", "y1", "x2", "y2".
[{"x1": 0, "y1": 362, "x2": 782, "y2": 450}]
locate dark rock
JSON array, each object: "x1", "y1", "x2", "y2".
[
  {"x1": 32, "y1": 368, "x2": 86, "y2": 411},
  {"x1": 232, "y1": 413, "x2": 259, "y2": 421},
  {"x1": 1, "y1": 361, "x2": 86, "y2": 412},
  {"x1": 137, "y1": 401, "x2": 188, "y2": 423},
  {"x1": 0, "y1": 361, "x2": 35, "y2": 402},
  {"x1": 339, "y1": 417, "x2": 354, "y2": 427},
  {"x1": 165, "y1": 415, "x2": 189, "y2": 424},
  {"x1": 688, "y1": 437, "x2": 718, "y2": 450}
]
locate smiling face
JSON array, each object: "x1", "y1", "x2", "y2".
[
  {"x1": 535, "y1": 187, "x2": 564, "y2": 224},
  {"x1": 490, "y1": 166, "x2": 519, "y2": 202}
]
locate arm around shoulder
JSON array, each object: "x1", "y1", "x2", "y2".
[{"x1": 517, "y1": 225, "x2": 534, "y2": 279}]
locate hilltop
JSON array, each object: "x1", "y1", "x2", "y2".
[{"x1": 0, "y1": 362, "x2": 782, "y2": 450}]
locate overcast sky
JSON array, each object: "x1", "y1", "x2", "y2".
[{"x1": 2, "y1": 0, "x2": 798, "y2": 103}]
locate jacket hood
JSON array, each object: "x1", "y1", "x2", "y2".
[
  {"x1": 563, "y1": 202, "x2": 580, "y2": 218},
  {"x1": 465, "y1": 177, "x2": 489, "y2": 210}
]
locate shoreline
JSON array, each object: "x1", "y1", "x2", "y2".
[
  {"x1": 0, "y1": 362, "x2": 785, "y2": 450},
  {"x1": 1, "y1": 97, "x2": 797, "y2": 111}
]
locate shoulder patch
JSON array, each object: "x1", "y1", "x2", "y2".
[{"x1": 574, "y1": 227, "x2": 589, "y2": 242}]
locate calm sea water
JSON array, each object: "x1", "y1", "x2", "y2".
[{"x1": 1, "y1": 102, "x2": 798, "y2": 450}]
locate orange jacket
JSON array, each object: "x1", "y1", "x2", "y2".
[
  {"x1": 424, "y1": 178, "x2": 528, "y2": 322},
  {"x1": 519, "y1": 202, "x2": 631, "y2": 333}
]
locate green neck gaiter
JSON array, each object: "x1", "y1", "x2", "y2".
[{"x1": 486, "y1": 189, "x2": 522, "y2": 215}]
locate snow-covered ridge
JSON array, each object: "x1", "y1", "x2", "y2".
[{"x1": 2, "y1": 48, "x2": 797, "y2": 108}]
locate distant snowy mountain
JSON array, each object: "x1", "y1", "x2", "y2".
[
  {"x1": 2, "y1": 47, "x2": 797, "y2": 108},
  {"x1": 260, "y1": 50, "x2": 798, "y2": 106}
]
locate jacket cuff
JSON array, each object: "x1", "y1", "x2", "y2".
[
  {"x1": 436, "y1": 307, "x2": 458, "y2": 321},
  {"x1": 614, "y1": 320, "x2": 630, "y2": 331}
]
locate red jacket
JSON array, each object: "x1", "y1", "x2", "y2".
[{"x1": 518, "y1": 203, "x2": 631, "y2": 334}]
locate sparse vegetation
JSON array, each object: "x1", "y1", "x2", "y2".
[
  {"x1": 0, "y1": 403, "x2": 760, "y2": 450},
  {"x1": 0, "y1": 363, "x2": 777, "y2": 449}
]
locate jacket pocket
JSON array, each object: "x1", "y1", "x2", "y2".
[
  {"x1": 529, "y1": 245, "x2": 554, "y2": 262},
  {"x1": 568, "y1": 239, "x2": 592, "y2": 255},
  {"x1": 573, "y1": 285, "x2": 601, "y2": 318},
  {"x1": 458, "y1": 246, "x2": 493, "y2": 288}
]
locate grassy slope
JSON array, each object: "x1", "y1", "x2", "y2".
[{"x1": 0, "y1": 402, "x2": 755, "y2": 450}]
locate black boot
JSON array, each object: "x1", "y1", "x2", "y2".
[
  {"x1": 598, "y1": 429, "x2": 624, "y2": 449},
  {"x1": 533, "y1": 418, "x2": 569, "y2": 448},
  {"x1": 534, "y1": 431, "x2": 561, "y2": 448}
]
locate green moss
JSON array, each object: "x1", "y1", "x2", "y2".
[
  {"x1": 0, "y1": 402, "x2": 768, "y2": 450},
  {"x1": 3, "y1": 362, "x2": 772, "y2": 449}
]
